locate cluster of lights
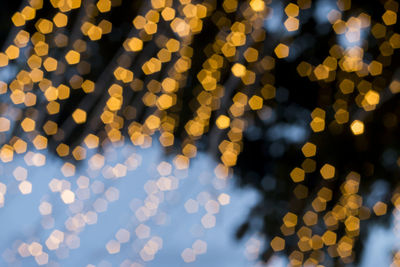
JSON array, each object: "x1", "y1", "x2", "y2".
[{"x1": 0, "y1": 0, "x2": 399, "y2": 266}]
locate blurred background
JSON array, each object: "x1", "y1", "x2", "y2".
[{"x1": 1, "y1": 0, "x2": 400, "y2": 266}]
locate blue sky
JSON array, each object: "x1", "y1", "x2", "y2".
[{"x1": 0, "y1": 142, "x2": 267, "y2": 266}]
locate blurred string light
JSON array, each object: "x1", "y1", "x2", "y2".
[{"x1": 0, "y1": 0, "x2": 399, "y2": 266}]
